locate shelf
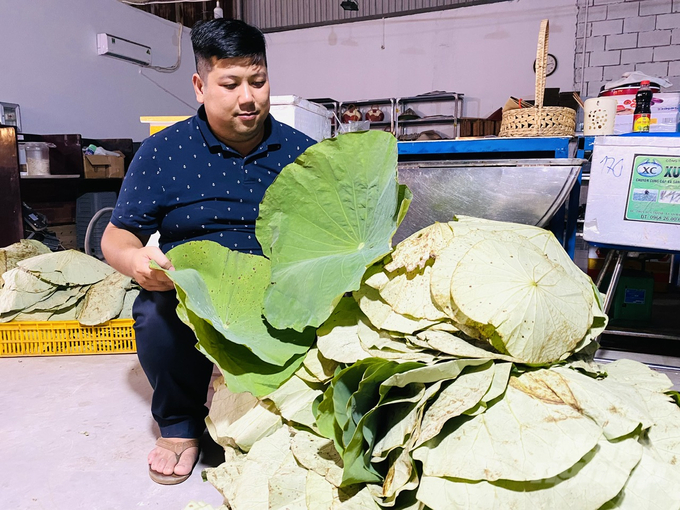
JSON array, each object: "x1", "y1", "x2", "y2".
[
  {"x1": 20, "y1": 174, "x2": 81, "y2": 179},
  {"x1": 398, "y1": 115, "x2": 456, "y2": 125},
  {"x1": 397, "y1": 93, "x2": 462, "y2": 103}
]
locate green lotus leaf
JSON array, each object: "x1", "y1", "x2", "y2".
[
  {"x1": 159, "y1": 241, "x2": 315, "y2": 396},
  {"x1": 257, "y1": 130, "x2": 410, "y2": 332}
]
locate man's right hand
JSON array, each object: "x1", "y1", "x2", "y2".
[
  {"x1": 101, "y1": 223, "x2": 176, "y2": 292},
  {"x1": 128, "y1": 246, "x2": 176, "y2": 292}
]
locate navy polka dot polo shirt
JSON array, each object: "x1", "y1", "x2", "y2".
[{"x1": 111, "y1": 106, "x2": 315, "y2": 255}]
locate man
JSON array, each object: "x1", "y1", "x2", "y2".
[{"x1": 101, "y1": 19, "x2": 315, "y2": 485}]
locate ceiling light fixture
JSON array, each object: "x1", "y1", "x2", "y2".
[{"x1": 341, "y1": 0, "x2": 358, "y2": 11}]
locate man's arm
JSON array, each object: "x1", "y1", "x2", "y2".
[{"x1": 101, "y1": 223, "x2": 175, "y2": 292}]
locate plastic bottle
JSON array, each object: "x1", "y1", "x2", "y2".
[{"x1": 632, "y1": 80, "x2": 653, "y2": 132}]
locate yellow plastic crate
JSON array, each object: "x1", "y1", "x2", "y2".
[{"x1": 0, "y1": 319, "x2": 136, "y2": 357}]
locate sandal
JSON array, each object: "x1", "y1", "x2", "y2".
[{"x1": 148, "y1": 437, "x2": 200, "y2": 485}]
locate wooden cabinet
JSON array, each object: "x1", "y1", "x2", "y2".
[
  {"x1": 0, "y1": 127, "x2": 23, "y2": 247},
  {"x1": 0, "y1": 132, "x2": 133, "y2": 250}
]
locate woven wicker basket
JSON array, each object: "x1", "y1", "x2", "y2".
[{"x1": 499, "y1": 20, "x2": 576, "y2": 137}]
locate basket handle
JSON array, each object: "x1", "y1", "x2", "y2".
[{"x1": 534, "y1": 19, "x2": 549, "y2": 110}]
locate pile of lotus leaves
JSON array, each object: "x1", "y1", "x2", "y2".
[
  {"x1": 161, "y1": 131, "x2": 680, "y2": 510},
  {"x1": 0, "y1": 244, "x2": 138, "y2": 325}
]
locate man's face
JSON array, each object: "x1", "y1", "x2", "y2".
[{"x1": 192, "y1": 57, "x2": 270, "y2": 150}]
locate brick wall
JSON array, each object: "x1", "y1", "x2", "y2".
[{"x1": 575, "y1": 0, "x2": 680, "y2": 97}]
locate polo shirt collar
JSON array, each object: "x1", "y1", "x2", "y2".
[{"x1": 196, "y1": 105, "x2": 282, "y2": 156}]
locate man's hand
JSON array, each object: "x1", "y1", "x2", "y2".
[
  {"x1": 129, "y1": 246, "x2": 176, "y2": 292},
  {"x1": 101, "y1": 223, "x2": 176, "y2": 292}
]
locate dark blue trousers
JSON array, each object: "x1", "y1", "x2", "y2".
[{"x1": 132, "y1": 289, "x2": 214, "y2": 439}]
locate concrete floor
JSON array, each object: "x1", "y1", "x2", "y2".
[
  {"x1": 2, "y1": 350, "x2": 680, "y2": 510},
  {"x1": 0, "y1": 354, "x2": 226, "y2": 510}
]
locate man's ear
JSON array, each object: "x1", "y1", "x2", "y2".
[{"x1": 192, "y1": 73, "x2": 205, "y2": 104}]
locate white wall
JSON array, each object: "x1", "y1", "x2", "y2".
[
  {"x1": 0, "y1": 0, "x2": 197, "y2": 141},
  {"x1": 266, "y1": 0, "x2": 577, "y2": 118},
  {"x1": 0, "y1": 0, "x2": 577, "y2": 141}
]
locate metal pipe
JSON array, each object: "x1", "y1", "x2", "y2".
[{"x1": 602, "y1": 251, "x2": 626, "y2": 315}]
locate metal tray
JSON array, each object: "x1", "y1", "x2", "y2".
[{"x1": 395, "y1": 158, "x2": 584, "y2": 244}]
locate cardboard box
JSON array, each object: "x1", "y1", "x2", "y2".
[
  {"x1": 83, "y1": 152, "x2": 125, "y2": 179},
  {"x1": 612, "y1": 92, "x2": 680, "y2": 134}
]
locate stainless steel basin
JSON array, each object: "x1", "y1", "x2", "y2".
[{"x1": 395, "y1": 158, "x2": 584, "y2": 244}]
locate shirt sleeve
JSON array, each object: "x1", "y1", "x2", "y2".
[{"x1": 110, "y1": 138, "x2": 163, "y2": 235}]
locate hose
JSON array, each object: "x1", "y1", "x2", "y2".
[{"x1": 84, "y1": 207, "x2": 114, "y2": 258}]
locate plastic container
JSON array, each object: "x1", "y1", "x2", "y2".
[
  {"x1": 0, "y1": 319, "x2": 136, "y2": 357},
  {"x1": 23, "y1": 142, "x2": 55, "y2": 176},
  {"x1": 270, "y1": 95, "x2": 332, "y2": 141}
]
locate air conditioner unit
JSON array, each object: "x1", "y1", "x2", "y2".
[{"x1": 97, "y1": 33, "x2": 152, "y2": 66}]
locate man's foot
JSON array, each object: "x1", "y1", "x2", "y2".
[{"x1": 148, "y1": 437, "x2": 200, "y2": 485}]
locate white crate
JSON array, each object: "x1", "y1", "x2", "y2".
[
  {"x1": 583, "y1": 135, "x2": 680, "y2": 251},
  {"x1": 270, "y1": 95, "x2": 332, "y2": 141}
]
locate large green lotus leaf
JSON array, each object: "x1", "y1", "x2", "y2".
[
  {"x1": 315, "y1": 358, "x2": 384, "y2": 455},
  {"x1": 600, "y1": 446, "x2": 680, "y2": 510},
  {"x1": 315, "y1": 358, "x2": 422, "y2": 485},
  {"x1": 417, "y1": 437, "x2": 642, "y2": 510},
  {"x1": 450, "y1": 237, "x2": 593, "y2": 364},
  {"x1": 205, "y1": 376, "x2": 282, "y2": 452},
  {"x1": 414, "y1": 362, "x2": 496, "y2": 448},
  {"x1": 257, "y1": 131, "x2": 408, "y2": 332},
  {"x1": 18, "y1": 249, "x2": 115, "y2": 286},
  {"x1": 413, "y1": 373, "x2": 602, "y2": 482},
  {"x1": 163, "y1": 241, "x2": 314, "y2": 367},
  {"x1": 175, "y1": 285, "x2": 306, "y2": 396}
]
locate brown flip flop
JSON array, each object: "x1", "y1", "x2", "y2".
[{"x1": 148, "y1": 437, "x2": 200, "y2": 485}]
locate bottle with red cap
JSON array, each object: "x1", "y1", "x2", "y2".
[{"x1": 632, "y1": 80, "x2": 653, "y2": 132}]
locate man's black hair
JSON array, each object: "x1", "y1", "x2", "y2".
[{"x1": 191, "y1": 19, "x2": 267, "y2": 76}]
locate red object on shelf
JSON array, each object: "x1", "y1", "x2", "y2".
[
  {"x1": 341, "y1": 105, "x2": 362, "y2": 123},
  {"x1": 364, "y1": 105, "x2": 385, "y2": 122}
]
